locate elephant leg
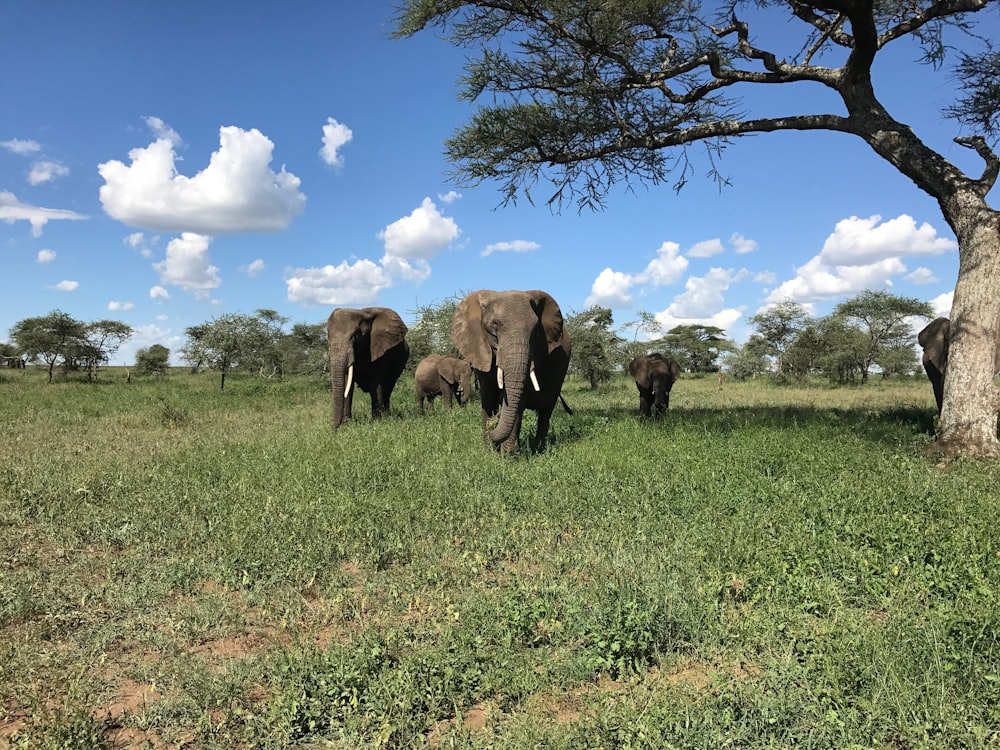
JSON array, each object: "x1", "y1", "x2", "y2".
[
  {"x1": 637, "y1": 386, "x2": 652, "y2": 417},
  {"x1": 534, "y1": 407, "x2": 554, "y2": 451},
  {"x1": 499, "y1": 410, "x2": 523, "y2": 454}
]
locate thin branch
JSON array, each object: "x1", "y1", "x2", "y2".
[
  {"x1": 878, "y1": 0, "x2": 990, "y2": 47},
  {"x1": 955, "y1": 135, "x2": 1000, "y2": 194}
]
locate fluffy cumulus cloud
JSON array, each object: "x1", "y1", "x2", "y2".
[
  {"x1": 53, "y1": 280, "x2": 79, "y2": 292},
  {"x1": 930, "y1": 290, "x2": 953, "y2": 318},
  {"x1": 242, "y1": 259, "x2": 266, "y2": 276},
  {"x1": 320, "y1": 117, "x2": 353, "y2": 167},
  {"x1": 687, "y1": 238, "x2": 725, "y2": 258},
  {"x1": 0, "y1": 191, "x2": 87, "y2": 237},
  {"x1": 108, "y1": 301, "x2": 135, "y2": 311},
  {"x1": 28, "y1": 160, "x2": 70, "y2": 186},
  {"x1": 482, "y1": 240, "x2": 540, "y2": 257},
  {"x1": 286, "y1": 198, "x2": 460, "y2": 307},
  {"x1": 586, "y1": 241, "x2": 689, "y2": 307},
  {"x1": 153, "y1": 233, "x2": 220, "y2": 297},
  {"x1": 286, "y1": 259, "x2": 392, "y2": 307},
  {"x1": 765, "y1": 214, "x2": 955, "y2": 305},
  {"x1": 438, "y1": 190, "x2": 461, "y2": 204},
  {"x1": 730, "y1": 233, "x2": 758, "y2": 254},
  {"x1": 150, "y1": 285, "x2": 171, "y2": 301},
  {"x1": 654, "y1": 307, "x2": 745, "y2": 335},
  {"x1": 98, "y1": 120, "x2": 306, "y2": 234},
  {"x1": 665, "y1": 267, "x2": 749, "y2": 319},
  {"x1": 37, "y1": 249, "x2": 56, "y2": 263},
  {"x1": 906, "y1": 267, "x2": 939, "y2": 284},
  {"x1": 1, "y1": 138, "x2": 41, "y2": 155}
]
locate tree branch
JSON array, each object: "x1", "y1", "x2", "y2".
[
  {"x1": 955, "y1": 135, "x2": 1000, "y2": 194},
  {"x1": 878, "y1": 0, "x2": 990, "y2": 47}
]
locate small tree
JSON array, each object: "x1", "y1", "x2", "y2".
[
  {"x1": 565, "y1": 306, "x2": 619, "y2": 388},
  {"x1": 135, "y1": 344, "x2": 171, "y2": 376},
  {"x1": 662, "y1": 325, "x2": 732, "y2": 373},
  {"x1": 79, "y1": 320, "x2": 133, "y2": 381},
  {"x1": 724, "y1": 335, "x2": 771, "y2": 381},
  {"x1": 9, "y1": 310, "x2": 87, "y2": 382},
  {"x1": 278, "y1": 322, "x2": 328, "y2": 378},
  {"x1": 748, "y1": 301, "x2": 811, "y2": 378},
  {"x1": 833, "y1": 291, "x2": 933, "y2": 383}
]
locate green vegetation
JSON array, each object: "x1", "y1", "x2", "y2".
[{"x1": 1, "y1": 368, "x2": 998, "y2": 748}]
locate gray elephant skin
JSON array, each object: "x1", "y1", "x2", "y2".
[
  {"x1": 918, "y1": 316, "x2": 1000, "y2": 415},
  {"x1": 451, "y1": 289, "x2": 572, "y2": 453},
  {"x1": 415, "y1": 354, "x2": 473, "y2": 411},
  {"x1": 327, "y1": 307, "x2": 409, "y2": 429},
  {"x1": 628, "y1": 353, "x2": 682, "y2": 417}
]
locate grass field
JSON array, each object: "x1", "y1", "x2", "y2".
[{"x1": 1, "y1": 367, "x2": 998, "y2": 749}]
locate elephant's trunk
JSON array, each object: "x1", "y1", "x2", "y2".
[
  {"x1": 330, "y1": 345, "x2": 352, "y2": 429},
  {"x1": 490, "y1": 341, "x2": 530, "y2": 446}
]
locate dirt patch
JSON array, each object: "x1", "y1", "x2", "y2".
[
  {"x1": 93, "y1": 678, "x2": 163, "y2": 723},
  {"x1": 426, "y1": 702, "x2": 492, "y2": 746}
]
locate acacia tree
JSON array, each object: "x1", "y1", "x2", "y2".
[
  {"x1": 395, "y1": 1, "x2": 1000, "y2": 457},
  {"x1": 10, "y1": 310, "x2": 87, "y2": 382},
  {"x1": 565, "y1": 305, "x2": 620, "y2": 388},
  {"x1": 748, "y1": 301, "x2": 811, "y2": 377},
  {"x1": 833, "y1": 290, "x2": 933, "y2": 382}
]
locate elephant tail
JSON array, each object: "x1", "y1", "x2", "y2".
[{"x1": 559, "y1": 393, "x2": 573, "y2": 415}]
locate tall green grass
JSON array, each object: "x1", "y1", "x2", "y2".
[{"x1": 1, "y1": 368, "x2": 998, "y2": 748}]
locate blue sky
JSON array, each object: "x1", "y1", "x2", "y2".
[{"x1": 2, "y1": 2, "x2": 995, "y2": 365}]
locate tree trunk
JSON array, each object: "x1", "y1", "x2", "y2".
[{"x1": 936, "y1": 200, "x2": 1000, "y2": 458}]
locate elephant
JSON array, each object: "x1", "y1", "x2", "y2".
[
  {"x1": 917, "y1": 316, "x2": 1000, "y2": 415},
  {"x1": 451, "y1": 289, "x2": 572, "y2": 453},
  {"x1": 327, "y1": 307, "x2": 409, "y2": 429},
  {"x1": 628, "y1": 353, "x2": 682, "y2": 417},
  {"x1": 415, "y1": 354, "x2": 473, "y2": 411}
]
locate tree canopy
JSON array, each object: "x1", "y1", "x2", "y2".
[
  {"x1": 9, "y1": 310, "x2": 132, "y2": 382},
  {"x1": 394, "y1": 0, "x2": 1000, "y2": 457}
]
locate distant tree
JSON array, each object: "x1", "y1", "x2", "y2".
[
  {"x1": 408, "y1": 296, "x2": 463, "y2": 370},
  {"x1": 748, "y1": 302, "x2": 811, "y2": 378},
  {"x1": 254, "y1": 308, "x2": 289, "y2": 377},
  {"x1": 619, "y1": 310, "x2": 666, "y2": 363},
  {"x1": 393, "y1": 0, "x2": 1000, "y2": 457},
  {"x1": 565, "y1": 306, "x2": 620, "y2": 388},
  {"x1": 662, "y1": 325, "x2": 731, "y2": 373},
  {"x1": 279, "y1": 322, "x2": 328, "y2": 378},
  {"x1": 9, "y1": 310, "x2": 87, "y2": 382},
  {"x1": 833, "y1": 291, "x2": 933, "y2": 383},
  {"x1": 135, "y1": 344, "x2": 171, "y2": 376},
  {"x1": 724, "y1": 335, "x2": 770, "y2": 381},
  {"x1": 78, "y1": 320, "x2": 134, "y2": 381},
  {"x1": 180, "y1": 323, "x2": 210, "y2": 373},
  {"x1": 810, "y1": 315, "x2": 870, "y2": 384},
  {"x1": 182, "y1": 313, "x2": 272, "y2": 390}
]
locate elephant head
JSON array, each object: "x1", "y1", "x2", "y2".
[
  {"x1": 451, "y1": 289, "x2": 571, "y2": 452},
  {"x1": 918, "y1": 316, "x2": 1000, "y2": 415},
  {"x1": 327, "y1": 307, "x2": 409, "y2": 429},
  {"x1": 415, "y1": 354, "x2": 473, "y2": 410},
  {"x1": 628, "y1": 353, "x2": 682, "y2": 417}
]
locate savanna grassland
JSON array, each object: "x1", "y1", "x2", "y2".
[{"x1": 1, "y1": 367, "x2": 999, "y2": 749}]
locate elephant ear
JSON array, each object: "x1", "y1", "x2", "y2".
[
  {"x1": 366, "y1": 307, "x2": 407, "y2": 361},
  {"x1": 526, "y1": 290, "x2": 565, "y2": 352},
  {"x1": 451, "y1": 291, "x2": 495, "y2": 372}
]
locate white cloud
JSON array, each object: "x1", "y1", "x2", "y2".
[
  {"x1": 378, "y1": 197, "x2": 459, "y2": 260},
  {"x1": 664, "y1": 267, "x2": 749, "y2": 319},
  {"x1": 633, "y1": 241, "x2": 689, "y2": 286},
  {"x1": 754, "y1": 270, "x2": 777, "y2": 284},
  {"x1": 482, "y1": 240, "x2": 540, "y2": 257},
  {"x1": 821, "y1": 214, "x2": 956, "y2": 264},
  {"x1": 906, "y1": 267, "x2": 938, "y2": 284},
  {"x1": 153, "y1": 233, "x2": 220, "y2": 296},
  {"x1": 930, "y1": 291, "x2": 953, "y2": 318},
  {"x1": 124, "y1": 231, "x2": 157, "y2": 258},
  {"x1": 654, "y1": 307, "x2": 745, "y2": 335},
  {"x1": 320, "y1": 117, "x2": 353, "y2": 167},
  {"x1": 53, "y1": 280, "x2": 79, "y2": 292},
  {"x1": 286, "y1": 259, "x2": 392, "y2": 307},
  {"x1": 1, "y1": 138, "x2": 41, "y2": 155},
  {"x1": 242, "y1": 258, "x2": 266, "y2": 276},
  {"x1": 98, "y1": 121, "x2": 306, "y2": 234},
  {"x1": 687, "y1": 238, "x2": 725, "y2": 258},
  {"x1": 0, "y1": 191, "x2": 88, "y2": 237},
  {"x1": 765, "y1": 214, "x2": 954, "y2": 305},
  {"x1": 144, "y1": 115, "x2": 182, "y2": 146},
  {"x1": 108, "y1": 301, "x2": 135, "y2": 311},
  {"x1": 379, "y1": 255, "x2": 431, "y2": 283},
  {"x1": 28, "y1": 160, "x2": 70, "y2": 186},
  {"x1": 438, "y1": 190, "x2": 461, "y2": 204},
  {"x1": 730, "y1": 233, "x2": 758, "y2": 254},
  {"x1": 150, "y1": 285, "x2": 171, "y2": 300},
  {"x1": 37, "y1": 249, "x2": 56, "y2": 263},
  {"x1": 586, "y1": 268, "x2": 634, "y2": 307}
]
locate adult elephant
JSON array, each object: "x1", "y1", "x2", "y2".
[
  {"x1": 628, "y1": 353, "x2": 682, "y2": 417},
  {"x1": 918, "y1": 316, "x2": 1000, "y2": 415},
  {"x1": 451, "y1": 289, "x2": 572, "y2": 453},
  {"x1": 327, "y1": 307, "x2": 409, "y2": 430},
  {"x1": 415, "y1": 354, "x2": 472, "y2": 411}
]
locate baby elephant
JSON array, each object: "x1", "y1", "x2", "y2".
[
  {"x1": 628, "y1": 353, "x2": 682, "y2": 417},
  {"x1": 415, "y1": 354, "x2": 473, "y2": 411}
]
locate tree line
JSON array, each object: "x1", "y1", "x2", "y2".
[{"x1": 3, "y1": 290, "x2": 933, "y2": 389}]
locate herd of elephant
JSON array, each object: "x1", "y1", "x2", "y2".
[
  {"x1": 326, "y1": 290, "x2": 970, "y2": 453},
  {"x1": 327, "y1": 289, "x2": 683, "y2": 453}
]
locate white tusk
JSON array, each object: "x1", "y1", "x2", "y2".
[
  {"x1": 496, "y1": 367, "x2": 504, "y2": 390},
  {"x1": 344, "y1": 364, "x2": 354, "y2": 397},
  {"x1": 529, "y1": 368, "x2": 540, "y2": 392}
]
